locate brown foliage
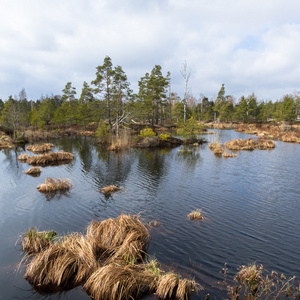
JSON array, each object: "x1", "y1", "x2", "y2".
[
  {"x1": 100, "y1": 185, "x2": 121, "y2": 194},
  {"x1": 27, "y1": 143, "x2": 54, "y2": 153},
  {"x1": 17, "y1": 153, "x2": 31, "y2": 162},
  {"x1": 24, "y1": 167, "x2": 41, "y2": 175},
  {"x1": 28, "y1": 151, "x2": 74, "y2": 166},
  {"x1": 37, "y1": 178, "x2": 72, "y2": 193}
]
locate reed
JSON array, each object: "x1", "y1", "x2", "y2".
[
  {"x1": 84, "y1": 263, "x2": 156, "y2": 300},
  {"x1": 24, "y1": 167, "x2": 42, "y2": 175},
  {"x1": 21, "y1": 228, "x2": 57, "y2": 254},
  {"x1": 28, "y1": 151, "x2": 74, "y2": 166},
  {"x1": 187, "y1": 209, "x2": 204, "y2": 220},
  {"x1": 17, "y1": 153, "x2": 31, "y2": 162},
  {"x1": 27, "y1": 143, "x2": 54, "y2": 153},
  {"x1": 100, "y1": 185, "x2": 121, "y2": 194},
  {"x1": 24, "y1": 233, "x2": 98, "y2": 292},
  {"x1": 37, "y1": 178, "x2": 72, "y2": 193}
]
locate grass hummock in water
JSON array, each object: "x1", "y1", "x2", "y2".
[
  {"x1": 24, "y1": 167, "x2": 42, "y2": 175},
  {"x1": 225, "y1": 138, "x2": 275, "y2": 151},
  {"x1": 17, "y1": 153, "x2": 31, "y2": 162},
  {"x1": 19, "y1": 214, "x2": 200, "y2": 299},
  {"x1": 37, "y1": 178, "x2": 72, "y2": 193},
  {"x1": 24, "y1": 233, "x2": 98, "y2": 292},
  {"x1": 187, "y1": 209, "x2": 204, "y2": 220},
  {"x1": 100, "y1": 185, "x2": 121, "y2": 194},
  {"x1": 27, "y1": 143, "x2": 54, "y2": 153},
  {"x1": 28, "y1": 151, "x2": 74, "y2": 166},
  {"x1": 21, "y1": 228, "x2": 57, "y2": 254}
]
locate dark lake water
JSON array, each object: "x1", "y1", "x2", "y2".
[{"x1": 0, "y1": 130, "x2": 299, "y2": 299}]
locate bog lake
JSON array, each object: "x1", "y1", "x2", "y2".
[{"x1": 0, "y1": 129, "x2": 299, "y2": 299}]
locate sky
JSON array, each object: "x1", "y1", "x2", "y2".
[{"x1": 0, "y1": 0, "x2": 300, "y2": 103}]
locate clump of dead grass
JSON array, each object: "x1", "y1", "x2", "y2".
[
  {"x1": 225, "y1": 138, "x2": 276, "y2": 151},
  {"x1": 256, "y1": 138, "x2": 276, "y2": 149},
  {"x1": 224, "y1": 138, "x2": 257, "y2": 151},
  {"x1": 19, "y1": 214, "x2": 200, "y2": 299},
  {"x1": 187, "y1": 209, "x2": 204, "y2": 220},
  {"x1": 84, "y1": 263, "x2": 156, "y2": 300},
  {"x1": 28, "y1": 151, "x2": 74, "y2": 166},
  {"x1": 37, "y1": 178, "x2": 72, "y2": 193},
  {"x1": 24, "y1": 233, "x2": 98, "y2": 292},
  {"x1": 17, "y1": 153, "x2": 31, "y2": 162},
  {"x1": 24, "y1": 167, "x2": 42, "y2": 175},
  {"x1": 20, "y1": 228, "x2": 57, "y2": 254},
  {"x1": 27, "y1": 143, "x2": 55, "y2": 153},
  {"x1": 223, "y1": 150, "x2": 237, "y2": 158},
  {"x1": 86, "y1": 213, "x2": 150, "y2": 263},
  {"x1": 100, "y1": 185, "x2": 121, "y2": 194}
]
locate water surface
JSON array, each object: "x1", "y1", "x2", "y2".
[{"x1": 0, "y1": 130, "x2": 299, "y2": 299}]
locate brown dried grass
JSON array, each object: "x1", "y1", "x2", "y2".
[
  {"x1": 100, "y1": 185, "x2": 121, "y2": 194},
  {"x1": 187, "y1": 209, "x2": 204, "y2": 220},
  {"x1": 86, "y1": 213, "x2": 150, "y2": 262},
  {"x1": 208, "y1": 142, "x2": 218, "y2": 150},
  {"x1": 282, "y1": 133, "x2": 299, "y2": 143},
  {"x1": 24, "y1": 233, "x2": 98, "y2": 292},
  {"x1": 84, "y1": 263, "x2": 156, "y2": 300},
  {"x1": 223, "y1": 150, "x2": 237, "y2": 158},
  {"x1": 17, "y1": 154, "x2": 31, "y2": 162},
  {"x1": 27, "y1": 143, "x2": 54, "y2": 153},
  {"x1": 156, "y1": 273, "x2": 180, "y2": 298},
  {"x1": 24, "y1": 167, "x2": 42, "y2": 175},
  {"x1": 256, "y1": 139, "x2": 275, "y2": 149},
  {"x1": 224, "y1": 138, "x2": 257, "y2": 151},
  {"x1": 37, "y1": 178, "x2": 72, "y2": 193},
  {"x1": 20, "y1": 228, "x2": 57, "y2": 254},
  {"x1": 28, "y1": 151, "x2": 74, "y2": 166},
  {"x1": 176, "y1": 278, "x2": 200, "y2": 300}
]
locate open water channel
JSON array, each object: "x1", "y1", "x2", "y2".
[{"x1": 0, "y1": 129, "x2": 299, "y2": 299}]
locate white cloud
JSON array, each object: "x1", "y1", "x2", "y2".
[{"x1": 0, "y1": 0, "x2": 299, "y2": 101}]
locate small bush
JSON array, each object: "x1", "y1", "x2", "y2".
[
  {"x1": 139, "y1": 127, "x2": 156, "y2": 138},
  {"x1": 158, "y1": 132, "x2": 171, "y2": 141}
]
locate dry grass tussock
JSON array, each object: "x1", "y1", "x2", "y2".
[
  {"x1": 17, "y1": 153, "x2": 31, "y2": 162},
  {"x1": 28, "y1": 151, "x2": 74, "y2": 166},
  {"x1": 223, "y1": 150, "x2": 237, "y2": 158},
  {"x1": 24, "y1": 233, "x2": 98, "y2": 292},
  {"x1": 37, "y1": 178, "x2": 72, "y2": 193},
  {"x1": 156, "y1": 273, "x2": 200, "y2": 300},
  {"x1": 100, "y1": 185, "x2": 121, "y2": 194},
  {"x1": 84, "y1": 263, "x2": 157, "y2": 300},
  {"x1": 24, "y1": 167, "x2": 42, "y2": 175},
  {"x1": 20, "y1": 228, "x2": 57, "y2": 254},
  {"x1": 19, "y1": 214, "x2": 200, "y2": 299},
  {"x1": 0, "y1": 131, "x2": 14, "y2": 149},
  {"x1": 86, "y1": 213, "x2": 149, "y2": 262},
  {"x1": 27, "y1": 143, "x2": 54, "y2": 153},
  {"x1": 225, "y1": 138, "x2": 275, "y2": 151},
  {"x1": 187, "y1": 209, "x2": 204, "y2": 220}
]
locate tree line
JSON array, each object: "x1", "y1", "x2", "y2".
[{"x1": 1, "y1": 56, "x2": 299, "y2": 135}]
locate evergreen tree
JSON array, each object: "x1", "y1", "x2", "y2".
[{"x1": 92, "y1": 56, "x2": 114, "y2": 126}]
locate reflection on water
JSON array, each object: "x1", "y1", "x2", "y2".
[{"x1": 0, "y1": 131, "x2": 300, "y2": 299}]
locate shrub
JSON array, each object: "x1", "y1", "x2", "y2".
[
  {"x1": 158, "y1": 132, "x2": 171, "y2": 141},
  {"x1": 96, "y1": 121, "x2": 109, "y2": 143},
  {"x1": 139, "y1": 127, "x2": 156, "y2": 138}
]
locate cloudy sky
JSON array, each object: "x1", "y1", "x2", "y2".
[{"x1": 0, "y1": 0, "x2": 300, "y2": 102}]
